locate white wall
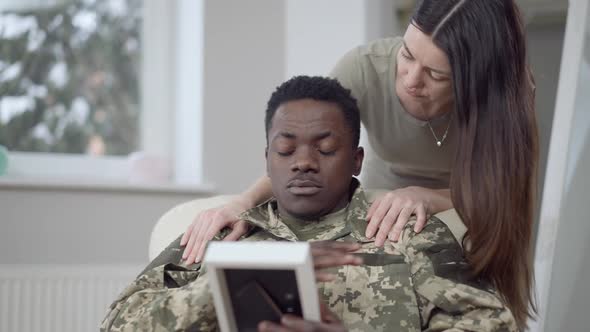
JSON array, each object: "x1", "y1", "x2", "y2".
[
  {"x1": 526, "y1": 20, "x2": 566, "y2": 223},
  {"x1": 200, "y1": 0, "x2": 398, "y2": 194},
  {"x1": 285, "y1": 0, "x2": 366, "y2": 77},
  {"x1": 201, "y1": 0, "x2": 286, "y2": 194},
  {"x1": 531, "y1": 1, "x2": 590, "y2": 330},
  {"x1": 0, "y1": 186, "x2": 205, "y2": 264},
  {"x1": 544, "y1": 106, "x2": 590, "y2": 330},
  {"x1": 542, "y1": 5, "x2": 590, "y2": 329},
  {"x1": 285, "y1": 0, "x2": 398, "y2": 78}
]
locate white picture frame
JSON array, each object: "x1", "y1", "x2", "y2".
[{"x1": 204, "y1": 242, "x2": 320, "y2": 332}]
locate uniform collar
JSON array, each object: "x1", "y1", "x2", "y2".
[{"x1": 238, "y1": 179, "x2": 373, "y2": 243}]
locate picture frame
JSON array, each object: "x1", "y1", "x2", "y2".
[{"x1": 204, "y1": 242, "x2": 320, "y2": 332}]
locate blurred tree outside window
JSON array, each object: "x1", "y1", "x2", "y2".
[{"x1": 0, "y1": 0, "x2": 142, "y2": 156}]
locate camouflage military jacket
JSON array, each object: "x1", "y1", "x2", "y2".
[{"x1": 101, "y1": 184, "x2": 517, "y2": 332}]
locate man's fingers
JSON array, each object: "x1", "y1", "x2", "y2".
[
  {"x1": 313, "y1": 254, "x2": 362, "y2": 269},
  {"x1": 258, "y1": 321, "x2": 291, "y2": 332},
  {"x1": 281, "y1": 315, "x2": 343, "y2": 332},
  {"x1": 310, "y1": 241, "x2": 360, "y2": 252},
  {"x1": 319, "y1": 301, "x2": 340, "y2": 324},
  {"x1": 281, "y1": 315, "x2": 317, "y2": 330},
  {"x1": 315, "y1": 271, "x2": 336, "y2": 282}
]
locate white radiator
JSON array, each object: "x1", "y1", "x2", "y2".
[{"x1": 0, "y1": 264, "x2": 143, "y2": 332}]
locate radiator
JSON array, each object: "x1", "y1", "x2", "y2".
[{"x1": 0, "y1": 264, "x2": 143, "y2": 332}]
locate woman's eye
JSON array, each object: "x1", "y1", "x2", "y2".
[
  {"x1": 401, "y1": 51, "x2": 413, "y2": 60},
  {"x1": 430, "y1": 71, "x2": 448, "y2": 81}
]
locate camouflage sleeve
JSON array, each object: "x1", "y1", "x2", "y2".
[
  {"x1": 100, "y1": 265, "x2": 217, "y2": 331},
  {"x1": 100, "y1": 234, "x2": 226, "y2": 332},
  {"x1": 400, "y1": 219, "x2": 518, "y2": 332}
]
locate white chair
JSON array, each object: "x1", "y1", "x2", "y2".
[{"x1": 148, "y1": 195, "x2": 236, "y2": 260}]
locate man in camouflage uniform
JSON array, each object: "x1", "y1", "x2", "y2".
[{"x1": 101, "y1": 76, "x2": 517, "y2": 332}]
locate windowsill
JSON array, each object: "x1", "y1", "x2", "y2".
[{"x1": 0, "y1": 176, "x2": 215, "y2": 195}]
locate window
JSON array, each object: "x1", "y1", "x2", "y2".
[
  {"x1": 0, "y1": 0, "x2": 141, "y2": 156},
  {"x1": 0, "y1": 0, "x2": 204, "y2": 186}
]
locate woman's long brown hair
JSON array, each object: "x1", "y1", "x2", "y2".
[{"x1": 413, "y1": 0, "x2": 538, "y2": 329}]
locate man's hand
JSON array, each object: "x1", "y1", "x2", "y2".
[
  {"x1": 256, "y1": 242, "x2": 359, "y2": 331},
  {"x1": 180, "y1": 197, "x2": 251, "y2": 263},
  {"x1": 258, "y1": 301, "x2": 346, "y2": 332},
  {"x1": 310, "y1": 241, "x2": 362, "y2": 282}
]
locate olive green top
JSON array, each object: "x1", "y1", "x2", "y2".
[{"x1": 330, "y1": 37, "x2": 457, "y2": 190}]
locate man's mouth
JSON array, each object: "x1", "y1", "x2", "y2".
[{"x1": 287, "y1": 179, "x2": 322, "y2": 195}]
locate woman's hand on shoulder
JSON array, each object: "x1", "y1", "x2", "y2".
[
  {"x1": 180, "y1": 197, "x2": 252, "y2": 263},
  {"x1": 365, "y1": 186, "x2": 452, "y2": 246}
]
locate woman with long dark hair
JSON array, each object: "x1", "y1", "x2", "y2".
[
  {"x1": 181, "y1": 0, "x2": 538, "y2": 329},
  {"x1": 412, "y1": 1, "x2": 538, "y2": 328}
]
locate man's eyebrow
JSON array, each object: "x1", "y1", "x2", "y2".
[
  {"x1": 271, "y1": 131, "x2": 334, "y2": 142},
  {"x1": 402, "y1": 40, "x2": 451, "y2": 77},
  {"x1": 314, "y1": 131, "x2": 332, "y2": 140},
  {"x1": 272, "y1": 131, "x2": 296, "y2": 141}
]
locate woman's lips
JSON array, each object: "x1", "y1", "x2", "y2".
[{"x1": 405, "y1": 88, "x2": 424, "y2": 98}]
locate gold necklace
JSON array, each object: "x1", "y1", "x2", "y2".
[{"x1": 426, "y1": 115, "x2": 453, "y2": 147}]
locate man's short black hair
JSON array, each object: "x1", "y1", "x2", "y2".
[{"x1": 265, "y1": 76, "x2": 360, "y2": 147}]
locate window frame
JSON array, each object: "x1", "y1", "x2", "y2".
[{"x1": 1, "y1": 0, "x2": 204, "y2": 187}]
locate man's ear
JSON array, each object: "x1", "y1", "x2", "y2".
[{"x1": 353, "y1": 147, "x2": 364, "y2": 176}]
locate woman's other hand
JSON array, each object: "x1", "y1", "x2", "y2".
[
  {"x1": 180, "y1": 197, "x2": 252, "y2": 263},
  {"x1": 310, "y1": 241, "x2": 362, "y2": 282},
  {"x1": 365, "y1": 186, "x2": 452, "y2": 245}
]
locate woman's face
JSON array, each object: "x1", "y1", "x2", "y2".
[{"x1": 396, "y1": 23, "x2": 454, "y2": 119}]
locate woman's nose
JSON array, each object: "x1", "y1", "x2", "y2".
[{"x1": 405, "y1": 65, "x2": 424, "y2": 89}]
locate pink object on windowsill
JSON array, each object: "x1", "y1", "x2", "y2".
[{"x1": 126, "y1": 152, "x2": 172, "y2": 183}]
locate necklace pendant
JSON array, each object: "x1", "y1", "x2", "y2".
[{"x1": 437, "y1": 141, "x2": 442, "y2": 147}]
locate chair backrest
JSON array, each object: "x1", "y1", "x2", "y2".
[{"x1": 148, "y1": 195, "x2": 236, "y2": 260}]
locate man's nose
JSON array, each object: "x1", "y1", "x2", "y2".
[{"x1": 291, "y1": 148, "x2": 318, "y2": 172}]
